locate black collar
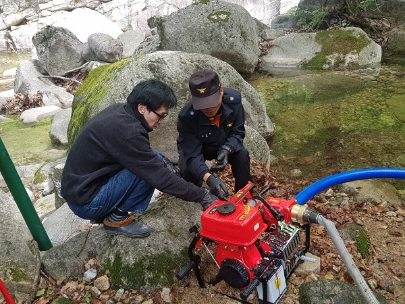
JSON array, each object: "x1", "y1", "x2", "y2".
[{"x1": 125, "y1": 104, "x2": 153, "y2": 133}]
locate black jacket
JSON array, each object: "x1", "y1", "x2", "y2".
[
  {"x1": 61, "y1": 103, "x2": 206, "y2": 205},
  {"x1": 177, "y1": 87, "x2": 246, "y2": 181}
]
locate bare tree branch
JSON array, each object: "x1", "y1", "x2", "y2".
[{"x1": 38, "y1": 75, "x2": 82, "y2": 85}]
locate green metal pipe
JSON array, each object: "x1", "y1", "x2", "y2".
[{"x1": 0, "y1": 137, "x2": 52, "y2": 251}]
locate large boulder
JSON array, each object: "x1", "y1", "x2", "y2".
[
  {"x1": 32, "y1": 25, "x2": 85, "y2": 76},
  {"x1": 156, "y1": 0, "x2": 261, "y2": 75},
  {"x1": 14, "y1": 60, "x2": 74, "y2": 108},
  {"x1": 117, "y1": 29, "x2": 147, "y2": 59},
  {"x1": 261, "y1": 27, "x2": 381, "y2": 69},
  {"x1": 41, "y1": 196, "x2": 202, "y2": 291},
  {"x1": 67, "y1": 51, "x2": 275, "y2": 161},
  {"x1": 245, "y1": 125, "x2": 272, "y2": 169},
  {"x1": 0, "y1": 190, "x2": 41, "y2": 303},
  {"x1": 87, "y1": 33, "x2": 123, "y2": 63},
  {"x1": 384, "y1": 27, "x2": 405, "y2": 63}
]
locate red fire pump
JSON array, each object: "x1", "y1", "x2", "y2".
[{"x1": 177, "y1": 183, "x2": 317, "y2": 304}]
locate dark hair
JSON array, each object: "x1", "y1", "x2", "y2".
[{"x1": 127, "y1": 79, "x2": 177, "y2": 111}]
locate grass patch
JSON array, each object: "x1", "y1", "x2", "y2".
[{"x1": 0, "y1": 117, "x2": 55, "y2": 165}]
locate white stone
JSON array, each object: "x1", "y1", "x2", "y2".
[
  {"x1": 3, "y1": 67, "x2": 17, "y2": 78},
  {"x1": 0, "y1": 89, "x2": 14, "y2": 99},
  {"x1": 19, "y1": 105, "x2": 62, "y2": 127},
  {"x1": 52, "y1": 8, "x2": 123, "y2": 43}
]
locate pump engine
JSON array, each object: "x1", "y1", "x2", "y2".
[{"x1": 177, "y1": 183, "x2": 315, "y2": 304}]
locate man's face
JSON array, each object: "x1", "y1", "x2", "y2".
[
  {"x1": 138, "y1": 104, "x2": 169, "y2": 129},
  {"x1": 200, "y1": 87, "x2": 224, "y2": 118}
]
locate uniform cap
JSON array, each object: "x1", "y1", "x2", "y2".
[{"x1": 189, "y1": 70, "x2": 221, "y2": 110}]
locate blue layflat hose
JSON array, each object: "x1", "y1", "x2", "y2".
[{"x1": 294, "y1": 168, "x2": 405, "y2": 205}]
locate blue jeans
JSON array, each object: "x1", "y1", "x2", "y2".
[{"x1": 68, "y1": 151, "x2": 163, "y2": 220}]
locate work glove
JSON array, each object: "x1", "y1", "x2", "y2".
[
  {"x1": 206, "y1": 173, "x2": 229, "y2": 201},
  {"x1": 199, "y1": 189, "x2": 219, "y2": 211},
  {"x1": 162, "y1": 155, "x2": 181, "y2": 177},
  {"x1": 211, "y1": 145, "x2": 231, "y2": 172}
]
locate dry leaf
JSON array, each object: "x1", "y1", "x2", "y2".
[{"x1": 388, "y1": 231, "x2": 402, "y2": 237}]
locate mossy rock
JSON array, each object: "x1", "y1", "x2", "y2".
[
  {"x1": 339, "y1": 222, "x2": 370, "y2": 258},
  {"x1": 304, "y1": 27, "x2": 380, "y2": 69},
  {"x1": 103, "y1": 250, "x2": 189, "y2": 290},
  {"x1": 299, "y1": 279, "x2": 387, "y2": 304}
]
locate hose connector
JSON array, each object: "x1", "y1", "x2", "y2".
[
  {"x1": 291, "y1": 204, "x2": 321, "y2": 224},
  {"x1": 303, "y1": 209, "x2": 322, "y2": 224}
]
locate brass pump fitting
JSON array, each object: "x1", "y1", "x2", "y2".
[
  {"x1": 291, "y1": 204, "x2": 321, "y2": 224},
  {"x1": 291, "y1": 204, "x2": 309, "y2": 224}
]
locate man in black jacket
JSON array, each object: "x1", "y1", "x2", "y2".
[
  {"x1": 61, "y1": 79, "x2": 218, "y2": 238},
  {"x1": 177, "y1": 70, "x2": 252, "y2": 200}
]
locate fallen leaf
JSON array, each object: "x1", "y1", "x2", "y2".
[
  {"x1": 34, "y1": 298, "x2": 51, "y2": 304},
  {"x1": 376, "y1": 206, "x2": 385, "y2": 213},
  {"x1": 78, "y1": 223, "x2": 93, "y2": 232},
  {"x1": 388, "y1": 231, "x2": 402, "y2": 237}
]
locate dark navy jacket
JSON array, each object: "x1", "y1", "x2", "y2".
[{"x1": 177, "y1": 87, "x2": 246, "y2": 181}]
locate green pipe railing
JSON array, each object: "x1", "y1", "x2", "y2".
[{"x1": 0, "y1": 137, "x2": 52, "y2": 251}]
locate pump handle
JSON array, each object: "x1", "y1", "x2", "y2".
[
  {"x1": 177, "y1": 261, "x2": 196, "y2": 280},
  {"x1": 240, "y1": 278, "x2": 260, "y2": 300}
]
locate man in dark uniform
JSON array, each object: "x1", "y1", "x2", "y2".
[
  {"x1": 61, "y1": 79, "x2": 218, "y2": 238},
  {"x1": 177, "y1": 70, "x2": 252, "y2": 200}
]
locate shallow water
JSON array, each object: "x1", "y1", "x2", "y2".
[{"x1": 248, "y1": 64, "x2": 405, "y2": 189}]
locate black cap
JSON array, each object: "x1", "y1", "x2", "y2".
[{"x1": 189, "y1": 70, "x2": 221, "y2": 110}]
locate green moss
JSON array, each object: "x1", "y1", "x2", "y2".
[
  {"x1": 387, "y1": 94, "x2": 405, "y2": 121},
  {"x1": 103, "y1": 250, "x2": 188, "y2": 290},
  {"x1": 167, "y1": 224, "x2": 181, "y2": 237},
  {"x1": 104, "y1": 251, "x2": 145, "y2": 289},
  {"x1": 340, "y1": 223, "x2": 370, "y2": 258},
  {"x1": 207, "y1": 11, "x2": 231, "y2": 23},
  {"x1": 317, "y1": 29, "x2": 369, "y2": 54},
  {"x1": 192, "y1": 0, "x2": 211, "y2": 4},
  {"x1": 2, "y1": 261, "x2": 31, "y2": 282},
  {"x1": 135, "y1": 54, "x2": 147, "y2": 60},
  {"x1": 304, "y1": 29, "x2": 370, "y2": 69},
  {"x1": 355, "y1": 228, "x2": 370, "y2": 258},
  {"x1": 147, "y1": 252, "x2": 188, "y2": 286},
  {"x1": 240, "y1": 29, "x2": 247, "y2": 40},
  {"x1": 33, "y1": 163, "x2": 46, "y2": 184},
  {"x1": 68, "y1": 58, "x2": 133, "y2": 146},
  {"x1": 305, "y1": 52, "x2": 327, "y2": 69}
]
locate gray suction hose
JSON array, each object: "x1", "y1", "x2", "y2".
[{"x1": 316, "y1": 214, "x2": 380, "y2": 304}]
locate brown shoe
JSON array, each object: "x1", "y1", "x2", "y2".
[{"x1": 103, "y1": 215, "x2": 151, "y2": 238}]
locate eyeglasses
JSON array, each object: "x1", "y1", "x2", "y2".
[{"x1": 150, "y1": 109, "x2": 168, "y2": 122}]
